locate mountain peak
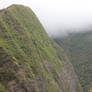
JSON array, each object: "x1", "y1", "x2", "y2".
[{"x1": 0, "y1": 5, "x2": 82, "y2": 92}]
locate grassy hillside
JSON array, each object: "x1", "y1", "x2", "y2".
[
  {"x1": 0, "y1": 5, "x2": 82, "y2": 92},
  {"x1": 54, "y1": 31, "x2": 92, "y2": 92}
]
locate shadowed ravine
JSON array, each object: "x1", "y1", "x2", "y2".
[{"x1": 53, "y1": 31, "x2": 92, "y2": 92}]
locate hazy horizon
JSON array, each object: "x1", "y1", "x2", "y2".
[{"x1": 0, "y1": 0, "x2": 92, "y2": 36}]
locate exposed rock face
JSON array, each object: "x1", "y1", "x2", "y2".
[{"x1": 0, "y1": 5, "x2": 82, "y2": 92}]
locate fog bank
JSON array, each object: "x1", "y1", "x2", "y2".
[{"x1": 0, "y1": 0, "x2": 92, "y2": 36}]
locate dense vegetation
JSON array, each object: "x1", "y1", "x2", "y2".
[
  {"x1": 0, "y1": 5, "x2": 82, "y2": 92},
  {"x1": 54, "y1": 31, "x2": 92, "y2": 92}
]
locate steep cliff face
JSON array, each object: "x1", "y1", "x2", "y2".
[
  {"x1": 0, "y1": 5, "x2": 82, "y2": 92},
  {"x1": 54, "y1": 31, "x2": 92, "y2": 92}
]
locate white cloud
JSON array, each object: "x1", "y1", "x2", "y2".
[{"x1": 0, "y1": 0, "x2": 92, "y2": 36}]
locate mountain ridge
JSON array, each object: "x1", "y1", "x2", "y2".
[{"x1": 0, "y1": 5, "x2": 82, "y2": 92}]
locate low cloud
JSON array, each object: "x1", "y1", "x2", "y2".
[{"x1": 0, "y1": 0, "x2": 92, "y2": 37}]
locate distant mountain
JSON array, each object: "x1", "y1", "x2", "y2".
[
  {"x1": 0, "y1": 5, "x2": 82, "y2": 92},
  {"x1": 54, "y1": 31, "x2": 92, "y2": 92}
]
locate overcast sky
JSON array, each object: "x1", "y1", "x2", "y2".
[{"x1": 0, "y1": 0, "x2": 92, "y2": 36}]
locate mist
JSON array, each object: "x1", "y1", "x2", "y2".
[{"x1": 0, "y1": 0, "x2": 92, "y2": 36}]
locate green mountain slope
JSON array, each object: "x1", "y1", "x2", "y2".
[
  {"x1": 54, "y1": 31, "x2": 92, "y2": 92},
  {"x1": 0, "y1": 5, "x2": 82, "y2": 92}
]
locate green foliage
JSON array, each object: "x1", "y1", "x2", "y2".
[
  {"x1": 0, "y1": 84, "x2": 8, "y2": 92},
  {"x1": 54, "y1": 31, "x2": 92, "y2": 92},
  {"x1": 0, "y1": 68, "x2": 17, "y2": 85},
  {"x1": 0, "y1": 5, "x2": 82, "y2": 92}
]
